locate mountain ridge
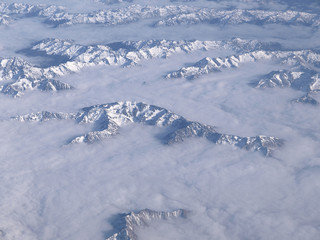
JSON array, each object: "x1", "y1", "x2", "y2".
[
  {"x1": 166, "y1": 50, "x2": 320, "y2": 104},
  {"x1": 13, "y1": 101, "x2": 284, "y2": 156}
]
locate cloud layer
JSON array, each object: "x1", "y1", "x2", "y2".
[{"x1": 1, "y1": 0, "x2": 320, "y2": 240}]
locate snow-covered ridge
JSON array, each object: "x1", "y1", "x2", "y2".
[
  {"x1": 14, "y1": 101, "x2": 283, "y2": 156},
  {"x1": 1, "y1": 3, "x2": 319, "y2": 28},
  {"x1": 155, "y1": 8, "x2": 320, "y2": 27},
  {"x1": 106, "y1": 209, "x2": 186, "y2": 240},
  {"x1": 166, "y1": 50, "x2": 320, "y2": 80},
  {"x1": 166, "y1": 50, "x2": 320, "y2": 104},
  {"x1": 0, "y1": 38, "x2": 281, "y2": 97}
]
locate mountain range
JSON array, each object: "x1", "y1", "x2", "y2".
[
  {"x1": 1, "y1": 3, "x2": 320, "y2": 28},
  {"x1": 0, "y1": 38, "x2": 281, "y2": 97},
  {"x1": 13, "y1": 101, "x2": 284, "y2": 156}
]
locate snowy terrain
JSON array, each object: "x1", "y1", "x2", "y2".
[{"x1": 1, "y1": 0, "x2": 320, "y2": 240}]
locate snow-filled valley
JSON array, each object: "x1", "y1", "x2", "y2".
[{"x1": 0, "y1": 0, "x2": 320, "y2": 239}]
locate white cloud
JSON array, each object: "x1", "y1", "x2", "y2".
[{"x1": 1, "y1": 0, "x2": 320, "y2": 239}]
